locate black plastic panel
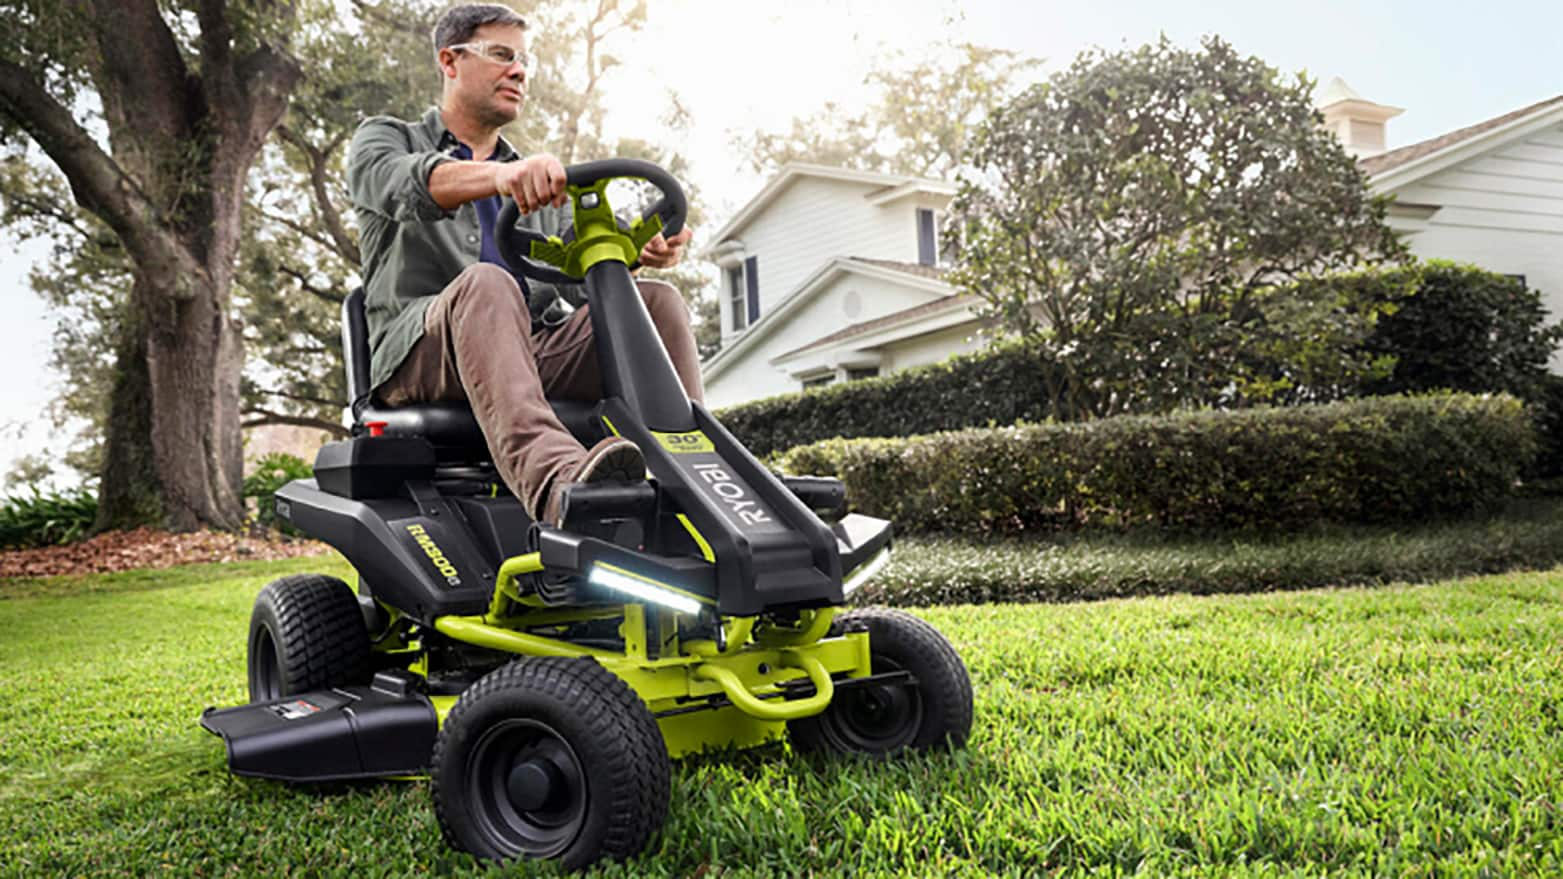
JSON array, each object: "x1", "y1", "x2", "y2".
[{"x1": 200, "y1": 684, "x2": 437, "y2": 782}]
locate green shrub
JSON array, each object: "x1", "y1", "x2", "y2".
[
  {"x1": 243, "y1": 453, "x2": 313, "y2": 534},
  {"x1": 717, "y1": 337, "x2": 1053, "y2": 458},
  {"x1": 0, "y1": 488, "x2": 98, "y2": 549},
  {"x1": 718, "y1": 262, "x2": 1563, "y2": 468},
  {"x1": 779, "y1": 393, "x2": 1536, "y2": 535}
]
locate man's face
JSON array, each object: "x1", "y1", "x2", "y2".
[{"x1": 441, "y1": 23, "x2": 529, "y2": 128}]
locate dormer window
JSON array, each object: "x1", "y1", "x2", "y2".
[
  {"x1": 726, "y1": 265, "x2": 747, "y2": 331},
  {"x1": 916, "y1": 209, "x2": 959, "y2": 267},
  {"x1": 726, "y1": 256, "x2": 761, "y2": 332}
]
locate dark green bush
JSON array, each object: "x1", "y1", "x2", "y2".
[
  {"x1": 0, "y1": 488, "x2": 98, "y2": 549},
  {"x1": 717, "y1": 262, "x2": 1563, "y2": 469},
  {"x1": 715, "y1": 337, "x2": 1053, "y2": 458},
  {"x1": 243, "y1": 452, "x2": 313, "y2": 534},
  {"x1": 779, "y1": 393, "x2": 1535, "y2": 535}
]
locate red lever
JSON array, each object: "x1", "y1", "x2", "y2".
[{"x1": 366, "y1": 420, "x2": 388, "y2": 437}]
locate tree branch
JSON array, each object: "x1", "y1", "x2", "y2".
[
  {"x1": 275, "y1": 124, "x2": 359, "y2": 264},
  {"x1": 242, "y1": 407, "x2": 350, "y2": 438},
  {"x1": 276, "y1": 262, "x2": 347, "y2": 305},
  {"x1": 85, "y1": 0, "x2": 197, "y2": 145},
  {"x1": 0, "y1": 57, "x2": 207, "y2": 295}
]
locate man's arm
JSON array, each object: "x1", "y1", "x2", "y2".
[
  {"x1": 346, "y1": 117, "x2": 454, "y2": 222},
  {"x1": 431, "y1": 155, "x2": 568, "y2": 213}
]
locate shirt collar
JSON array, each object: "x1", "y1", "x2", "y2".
[{"x1": 421, "y1": 106, "x2": 519, "y2": 161}]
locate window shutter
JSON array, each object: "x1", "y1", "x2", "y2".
[
  {"x1": 744, "y1": 256, "x2": 760, "y2": 323},
  {"x1": 917, "y1": 209, "x2": 936, "y2": 266}
]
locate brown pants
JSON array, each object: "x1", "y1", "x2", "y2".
[{"x1": 376, "y1": 263, "x2": 705, "y2": 518}]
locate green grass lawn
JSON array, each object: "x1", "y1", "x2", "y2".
[{"x1": 2, "y1": 556, "x2": 1560, "y2": 877}]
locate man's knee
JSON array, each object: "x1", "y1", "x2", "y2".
[
  {"x1": 637, "y1": 279, "x2": 690, "y2": 328},
  {"x1": 445, "y1": 264, "x2": 527, "y2": 321},
  {"x1": 450, "y1": 263, "x2": 523, "y2": 303}
]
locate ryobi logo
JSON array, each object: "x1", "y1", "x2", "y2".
[
  {"x1": 692, "y1": 463, "x2": 773, "y2": 527},
  {"x1": 406, "y1": 524, "x2": 462, "y2": 586}
]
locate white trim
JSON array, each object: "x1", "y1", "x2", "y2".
[
  {"x1": 700, "y1": 258, "x2": 954, "y2": 382},
  {"x1": 709, "y1": 162, "x2": 959, "y2": 246},
  {"x1": 771, "y1": 295, "x2": 978, "y2": 370},
  {"x1": 865, "y1": 178, "x2": 959, "y2": 207},
  {"x1": 1370, "y1": 103, "x2": 1563, "y2": 193}
]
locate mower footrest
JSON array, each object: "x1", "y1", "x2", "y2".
[{"x1": 201, "y1": 682, "x2": 436, "y2": 783}]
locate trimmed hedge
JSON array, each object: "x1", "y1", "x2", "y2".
[
  {"x1": 716, "y1": 337, "x2": 1050, "y2": 458},
  {"x1": 778, "y1": 393, "x2": 1535, "y2": 535},
  {"x1": 716, "y1": 261, "x2": 1563, "y2": 466}
]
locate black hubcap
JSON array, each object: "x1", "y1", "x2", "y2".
[
  {"x1": 826, "y1": 658, "x2": 922, "y2": 751},
  {"x1": 469, "y1": 719, "x2": 587, "y2": 857}
]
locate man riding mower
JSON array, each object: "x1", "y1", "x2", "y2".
[{"x1": 201, "y1": 157, "x2": 974, "y2": 870}]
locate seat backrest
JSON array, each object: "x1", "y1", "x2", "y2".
[{"x1": 342, "y1": 289, "x2": 372, "y2": 417}]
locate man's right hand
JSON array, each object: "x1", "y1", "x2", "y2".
[{"x1": 496, "y1": 154, "x2": 568, "y2": 214}]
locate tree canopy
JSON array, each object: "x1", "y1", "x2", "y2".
[
  {"x1": 952, "y1": 35, "x2": 1407, "y2": 421},
  {"x1": 736, "y1": 42, "x2": 1039, "y2": 179}
]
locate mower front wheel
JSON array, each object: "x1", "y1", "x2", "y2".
[
  {"x1": 431, "y1": 657, "x2": 670, "y2": 870},
  {"x1": 789, "y1": 607, "x2": 973, "y2": 755},
  {"x1": 247, "y1": 573, "x2": 371, "y2": 702}
]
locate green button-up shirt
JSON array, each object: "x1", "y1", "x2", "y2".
[{"x1": 346, "y1": 107, "x2": 571, "y2": 390}]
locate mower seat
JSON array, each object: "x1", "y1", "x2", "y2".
[{"x1": 342, "y1": 289, "x2": 604, "y2": 460}]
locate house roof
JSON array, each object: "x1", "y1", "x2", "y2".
[
  {"x1": 700, "y1": 256, "x2": 955, "y2": 381},
  {"x1": 1361, "y1": 93, "x2": 1563, "y2": 178},
  {"x1": 710, "y1": 163, "x2": 958, "y2": 245},
  {"x1": 774, "y1": 290, "x2": 977, "y2": 362}
]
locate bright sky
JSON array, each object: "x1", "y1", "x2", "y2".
[{"x1": 2, "y1": 0, "x2": 1559, "y2": 492}]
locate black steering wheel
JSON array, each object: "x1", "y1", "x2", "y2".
[{"x1": 494, "y1": 158, "x2": 688, "y2": 285}]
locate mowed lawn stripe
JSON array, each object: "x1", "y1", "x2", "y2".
[{"x1": 0, "y1": 559, "x2": 1559, "y2": 877}]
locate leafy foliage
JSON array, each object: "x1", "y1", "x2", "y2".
[
  {"x1": 953, "y1": 36, "x2": 1406, "y2": 420},
  {"x1": 242, "y1": 452, "x2": 314, "y2": 535},
  {"x1": 737, "y1": 42, "x2": 1039, "y2": 178},
  {"x1": 0, "y1": 487, "x2": 97, "y2": 549},
  {"x1": 780, "y1": 393, "x2": 1535, "y2": 534},
  {"x1": 1362, "y1": 261, "x2": 1563, "y2": 400}
]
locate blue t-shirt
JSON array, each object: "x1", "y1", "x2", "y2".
[{"x1": 451, "y1": 142, "x2": 531, "y2": 296}]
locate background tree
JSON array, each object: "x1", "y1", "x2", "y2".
[
  {"x1": 737, "y1": 42, "x2": 1039, "y2": 178},
  {"x1": 952, "y1": 36, "x2": 1406, "y2": 421},
  {"x1": 0, "y1": 0, "x2": 301, "y2": 530}
]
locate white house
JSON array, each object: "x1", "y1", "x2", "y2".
[
  {"x1": 700, "y1": 164, "x2": 985, "y2": 408},
  {"x1": 702, "y1": 89, "x2": 1563, "y2": 408}
]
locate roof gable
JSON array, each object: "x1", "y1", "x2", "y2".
[
  {"x1": 711, "y1": 163, "x2": 958, "y2": 245},
  {"x1": 701, "y1": 257, "x2": 954, "y2": 381},
  {"x1": 1365, "y1": 94, "x2": 1563, "y2": 189}
]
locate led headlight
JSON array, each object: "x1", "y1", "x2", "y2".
[
  {"x1": 842, "y1": 546, "x2": 892, "y2": 596},
  {"x1": 588, "y1": 562, "x2": 703, "y2": 614}
]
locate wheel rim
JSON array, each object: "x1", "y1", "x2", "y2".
[
  {"x1": 467, "y1": 718, "x2": 588, "y2": 858},
  {"x1": 822, "y1": 656, "x2": 922, "y2": 752},
  {"x1": 249, "y1": 626, "x2": 281, "y2": 701}
]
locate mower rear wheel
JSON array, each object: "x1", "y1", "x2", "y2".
[
  {"x1": 247, "y1": 573, "x2": 371, "y2": 702},
  {"x1": 789, "y1": 607, "x2": 973, "y2": 755},
  {"x1": 431, "y1": 657, "x2": 670, "y2": 870}
]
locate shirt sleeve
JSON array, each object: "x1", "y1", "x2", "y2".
[{"x1": 346, "y1": 117, "x2": 453, "y2": 222}]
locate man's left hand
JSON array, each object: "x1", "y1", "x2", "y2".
[{"x1": 639, "y1": 227, "x2": 694, "y2": 270}]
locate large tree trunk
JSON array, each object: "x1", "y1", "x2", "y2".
[
  {"x1": 144, "y1": 277, "x2": 246, "y2": 531},
  {"x1": 94, "y1": 284, "x2": 161, "y2": 531}
]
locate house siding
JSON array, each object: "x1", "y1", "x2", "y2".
[
  {"x1": 1391, "y1": 121, "x2": 1563, "y2": 366},
  {"x1": 705, "y1": 269, "x2": 948, "y2": 408},
  {"x1": 718, "y1": 178, "x2": 925, "y2": 344}
]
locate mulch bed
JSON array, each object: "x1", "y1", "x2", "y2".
[{"x1": 0, "y1": 527, "x2": 332, "y2": 579}]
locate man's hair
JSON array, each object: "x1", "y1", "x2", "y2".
[{"x1": 431, "y1": 3, "x2": 528, "y2": 51}]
